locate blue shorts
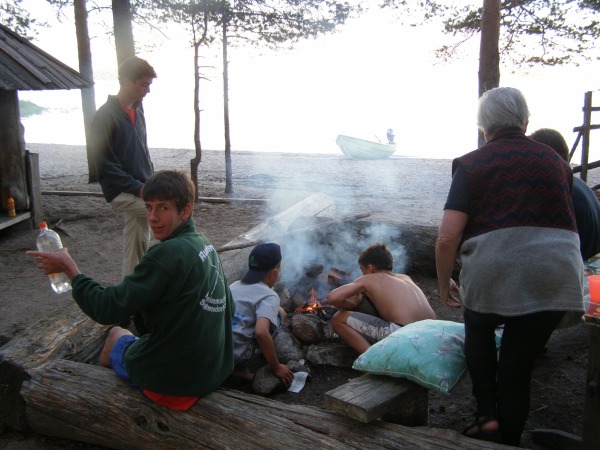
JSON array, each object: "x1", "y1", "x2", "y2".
[{"x1": 110, "y1": 334, "x2": 138, "y2": 384}]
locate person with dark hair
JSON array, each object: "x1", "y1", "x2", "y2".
[
  {"x1": 326, "y1": 243, "x2": 435, "y2": 354},
  {"x1": 230, "y1": 243, "x2": 294, "y2": 387},
  {"x1": 529, "y1": 127, "x2": 600, "y2": 260},
  {"x1": 436, "y1": 88, "x2": 583, "y2": 446},
  {"x1": 92, "y1": 56, "x2": 158, "y2": 277},
  {"x1": 27, "y1": 170, "x2": 235, "y2": 410}
]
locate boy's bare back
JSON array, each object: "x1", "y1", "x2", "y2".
[{"x1": 357, "y1": 272, "x2": 435, "y2": 325}]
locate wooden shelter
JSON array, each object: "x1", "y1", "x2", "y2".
[{"x1": 0, "y1": 23, "x2": 92, "y2": 230}]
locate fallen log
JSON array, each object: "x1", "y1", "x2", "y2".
[
  {"x1": 41, "y1": 190, "x2": 268, "y2": 204},
  {"x1": 327, "y1": 219, "x2": 458, "y2": 278},
  {"x1": 21, "y1": 359, "x2": 513, "y2": 450},
  {"x1": 217, "y1": 212, "x2": 371, "y2": 253},
  {"x1": 0, "y1": 302, "x2": 109, "y2": 431},
  {"x1": 219, "y1": 192, "x2": 337, "y2": 283}
]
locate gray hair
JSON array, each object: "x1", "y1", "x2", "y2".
[{"x1": 477, "y1": 87, "x2": 530, "y2": 135}]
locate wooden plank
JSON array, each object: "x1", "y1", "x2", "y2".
[
  {"x1": 324, "y1": 374, "x2": 428, "y2": 425},
  {"x1": 21, "y1": 359, "x2": 514, "y2": 450},
  {"x1": 0, "y1": 211, "x2": 30, "y2": 230}
]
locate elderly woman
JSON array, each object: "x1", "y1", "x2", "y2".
[{"x1": 435, "y1": 87, "x2": 583, "y2": 446}]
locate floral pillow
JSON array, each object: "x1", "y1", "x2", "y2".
[{"x1": 352, "y1": 319, "x2": 479, "y2": 394}]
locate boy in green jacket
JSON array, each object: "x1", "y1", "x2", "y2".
[{"x1": 28, "y1": 170, "x2": 234, "y2": 410}]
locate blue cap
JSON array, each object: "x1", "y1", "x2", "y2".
[{"x1": 241, "y1": 243, "x2": 282, "y2": 284}]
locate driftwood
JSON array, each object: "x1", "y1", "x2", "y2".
[
  {"x1": 385, "y1": 221, "x2": 459, "y2": 278},
  {"x1": 219, "y1": 192, "x2": 337, "y2": 283},
  {"x1": 301, "y1": 218, "x2": 455, "y2": 279},
  {"x1": 21, "y1": 359, "x2": 513, "y2": 450},
  {"x1": 41, "y1": 190, "x2": 268, "y2": 204},
  {"x1": 0, "y1": 301, "x2": 109, "y2": 430},
  {"x1": 217, "y1": 212, "x2": 371, "y2": 253}
]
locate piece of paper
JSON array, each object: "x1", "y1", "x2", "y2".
[{"x1": 287, "y1": 371, "x2": 309, "y2": 393}]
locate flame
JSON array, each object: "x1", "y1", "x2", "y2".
[{"x1": 294, "y1": 288, "x2": 322, "y2": 314}]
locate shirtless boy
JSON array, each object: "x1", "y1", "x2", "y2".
[{"x1": 327, "y1": 243, "x2": 436, "y2": 354}]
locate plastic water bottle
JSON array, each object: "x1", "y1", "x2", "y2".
[{"x1": 36, "y1": 222, "x2": 71, "y2": 294}]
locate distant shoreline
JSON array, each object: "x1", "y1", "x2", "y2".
[{"x1": 25, "y1": 142, "x2": 452, "y2": 162}]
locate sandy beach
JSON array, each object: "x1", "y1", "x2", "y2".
[
  {"x1": 28, "y1": 143, "x2": 459, "y2": 225},
  {"x1": 0, "y1": 143, "x2": 597, "y2": 449}
]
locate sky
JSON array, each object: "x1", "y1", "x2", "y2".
[{"x1": 17, "y1": 0, "x2": 600, "y2": 161}]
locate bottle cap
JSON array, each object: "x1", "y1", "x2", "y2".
[{"x1": 38, "y1": 221, "x2": 48, "y2": 229}]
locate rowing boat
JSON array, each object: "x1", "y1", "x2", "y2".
[{"x1": 336, "y1": 134, "x2": 396, "y2": 160}]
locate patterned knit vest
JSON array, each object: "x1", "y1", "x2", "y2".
[{"x1": 453, "y1": 131, "x2": 577, "y2": 242}]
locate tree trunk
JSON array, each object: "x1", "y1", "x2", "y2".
[
  {"x1": 191, "y1": 39, "x2": 202, "y2": 201},
  {"x1": 222, "y1": 20, "x2": 233, "y2": 194},
  {"x1": 477, "y1": 0, "x2": 501, "y2": 147},
  {"x1": 112, "y1": 0, "x2": 135, "y2": 67},
  {"x1": 21, "y1": 359, "x2": 513, "y2": 450},
  {"x1": 74, "y1": 0, "x2": 98, "y2": 183},
  {"x1": 0, "y1": 90, "x2": 28, "y2": 211}
]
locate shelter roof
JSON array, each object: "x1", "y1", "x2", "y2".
[{"x1": 0, "y1": 23, "x2": 93, "y2": 91}]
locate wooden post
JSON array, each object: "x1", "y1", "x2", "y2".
[
  {"x1": 26, "y1": 151, "x2": 42, "y2": 227},
  {"x1": 581, "y1": 91, "x2": 592, "y2": 182}
]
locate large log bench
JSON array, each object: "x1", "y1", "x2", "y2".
[
  {"x1": 324, "y1": 373, "x2": 428, "y2": 426},
  {"x1": 20, "y1": 359, "x2": 514, "y2": 450}
]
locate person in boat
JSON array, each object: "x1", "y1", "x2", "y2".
[
  {"x1": 230, "y1": 243, "x2": 294, "y2": 387},
  {"x1": 529, "y1": 127, "x2": 600, "y2": 261},
  {"x1": 27, "y1": 170, "x2": 235, "y2": 410},
  {"x1": 435, "y1": 87, "x2": 583, "y2": 445},
  {"x1": 326, "y1": 243, "x2": 435, "y2": 354},
  {"x1": 386, "y1": 128, "x2": 395, "y2": 145}
]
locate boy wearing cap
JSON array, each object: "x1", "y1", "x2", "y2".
[{"x1": 230, "y1": 243, "x2": 294, "y2": 387}]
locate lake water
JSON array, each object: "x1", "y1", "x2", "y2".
[{"x1": 19, "y1": 75, "x2": 600, "y2": 163}]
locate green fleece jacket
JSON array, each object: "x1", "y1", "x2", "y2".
[{"x1": 72, "y1": 219, "x2": 234, "y2": 396}]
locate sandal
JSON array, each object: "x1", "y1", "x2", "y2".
[{"x1": 462, "y1": 416, "x2": 502, "y2": 443}]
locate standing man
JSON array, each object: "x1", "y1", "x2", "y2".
[{"x1": 92, "y1": 56, "x2": 157, "y2": 277}]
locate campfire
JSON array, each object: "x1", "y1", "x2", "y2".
[
  {"x1": 289, "y1": 265, "x2": 352, "y2": 321},
  {"x1": 293, "y1": 288, "x2": 336, "y2": 320}
]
